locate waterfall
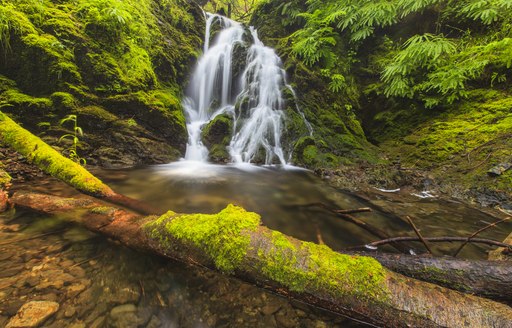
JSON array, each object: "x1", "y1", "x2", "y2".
[{"x1": 183, "y1": 13, "x2": 301, "y2": 165}]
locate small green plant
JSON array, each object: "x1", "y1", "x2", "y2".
[{"x1": 59, "y1": 114, "x2": 86, "y2": 166}]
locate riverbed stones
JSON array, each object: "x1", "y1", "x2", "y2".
[{"x1": 6, "y1": 301, "x2": 59, "y2": 328}]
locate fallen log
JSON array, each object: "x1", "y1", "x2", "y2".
[
  {"x1": 0, "y1": 111, "x2": 155, "y2": 214},
  {"x1": 11, "y1": 191, "x2": 512, "y2": 327},
  {"x1": 350, "y1": 251, "x2": 512, "y2": 303}
]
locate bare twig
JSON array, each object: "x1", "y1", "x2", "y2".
[
  {"x1": 453, "y1": 217, "x2": 511, "y2": 257},
  {"x1": 348, "y1": 237, "x2": 512, "y2": 250},
  {"x1": 406, "y1": 216, "x2": 433, "y2": 255},
  {"x1": 315, "y1": 224, "x2": 325, "y2": 245},
  {"x1": 334, "y1": 208, "x2": 372, "y2": 214},
  {"x1": 295, "y1": 202, "x2": 410, "y2": 252}
]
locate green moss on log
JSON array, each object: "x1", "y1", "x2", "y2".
[
  {"x1": 0, "y1": 111, "x2": 112, "y2": 196},
  {"x1": 257, "y1": 230, "x2": 389, "y2": 300},
  {"x1": 145, "y1": 204, "x2": 261, "y2": 273},
  {"x1": 145, "y1": 204, "x2": 389, "y2": 301}
]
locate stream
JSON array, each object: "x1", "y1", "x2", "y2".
[{"x1": 1, "y1": 163, "x2": 511, "y2": 327}]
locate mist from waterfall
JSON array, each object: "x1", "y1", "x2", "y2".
[{"x1": 183, "y1": 13, "x2": 304, "y2": 165}]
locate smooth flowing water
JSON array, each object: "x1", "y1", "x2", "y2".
[{"x1": 183, "y1": 13, "x2": 297, "y2": 165}]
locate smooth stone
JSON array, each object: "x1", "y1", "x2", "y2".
[
  {"x1": 64, "y1": 306, "x2": 76, "y2": 318},
  {"x1": 110, "y1": 304, "x2": 137, "y2": 316},
  {"x1": 46, "y1": 245, "x2": 65, "y2": 254},
  {"x1": 145, "y1": 315, "x2": 161, "y2": 328},
  {"x1": 0, "y1": 265, "x2": 24, "y2": 278},
  {"x1": 6, "y1": 301, "x2": 59, "y2": 328},
  {"x1": 117, "y1": 287, "x2": 141, "y2": 304},
  {"x1": 68, "y1": 322, "x2": 86, "y2": 328},
  {"x1": 89, "y1": 315, "x2": 106, "y2": 328},
  {"x1": 261, "y1": 303, "x2": 281, "y2": 316},
  {"x1": 108, "y1": 304, "x2": 138, "y2": 328},
  {"x1": 24, "y1": 276, "x2": 40, "y2": 288},
  {"x1": 67, "y1": 283, "x2": 87, "y2": 298},
  {"x1": 0, "y1": 252, "x2": 14, "y2": 261}
]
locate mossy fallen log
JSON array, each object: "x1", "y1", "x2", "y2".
[
  {"x1": 0, "y1": 111, "x2": 154, "y2": 214},
  {"x1": 11, "y1": 191, "x2": 512, "y2": 327},
  {"x1": 351, "y1": 251, "x2": 512, "y2": 303}
]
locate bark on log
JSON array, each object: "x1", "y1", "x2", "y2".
[
  {"x1": 0, "y1": 112, "x2": 155, "y2": 214},
  {"x1": 11, "y1": 191, "x2": 512, "y2": 328},
  {"x1": 350, "y1": 252, "x2": 512, "y2": 303}
]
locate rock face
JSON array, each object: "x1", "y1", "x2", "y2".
[{"x1": 6, "y1": 301, "x2": 59, "y2": 328}]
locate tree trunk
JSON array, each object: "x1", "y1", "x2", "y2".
[
  {"x1": 350, "y1": 251, "x2": 512, "y2": 303},
  {"x1": 11, "y1": 191, "x2": 512, "y2": 328}
]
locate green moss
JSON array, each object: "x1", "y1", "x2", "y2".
[
  {"x1": 257, "y1": 232, "x2": 389, "y2": 300},
  {"x1": 145, "y1": 204, "x2": 261, "y2": 273},
  {"x1": 0, "y1": 168, "x2": 12, "y2": 189},
  {"x1": 50, "y1": 92, "x2": 77, "y2": 110},
  {"x1": 145, "y1": 204, "x2": 389, "y2": 300},
  {"x1": 0, "y1": 111, "x2": 112, "y2": 196},
  {"x1": 76, "y1": 105, "x2": 118, "y2": 122},
  {"x1": 1, "y1": 88, "x2": 52, "y2": 110},
  {"x1": 90, "y1": 206, "x2": 116, "y2": 215}
]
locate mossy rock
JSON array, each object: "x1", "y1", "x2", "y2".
[
  {"x1": 0, "y1": 0, "x2": 204, "y2": 167},
  {"x1": 201, "y1": 113, "x2": 233, "y2": 163}
]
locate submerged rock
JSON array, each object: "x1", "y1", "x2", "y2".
[{"x1": 6, "y1": 301, "x2": 59, "y2": 328}]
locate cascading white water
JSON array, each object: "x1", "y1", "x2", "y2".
[
  {"x1": 183, "y1": 13, "x2": 301, "y2": 165},
  {"x1": 183, "y1": 14, "x2": 243, "y2": 162}
]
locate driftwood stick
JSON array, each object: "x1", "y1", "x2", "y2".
[
  {"x1": 406, "y1": 216, "x2": 434, "y2": 255},
  {"x1": 453, "y1": 217, "x2": 511, "y2": 257}
]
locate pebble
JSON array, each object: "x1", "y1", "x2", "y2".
[
  {"x1": 6, "y1": 301, "x2": 59, "y2": 328},
  {"x1": 64, "y1": 306, "x2": 76, "y2": 318}
]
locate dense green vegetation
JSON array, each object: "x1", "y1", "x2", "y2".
[
  {"x1": 0, "y1": 0, "x2": 203, "y2": 166},
  {"x1": 252, "y1": 0, "x2": 512, "y2": 197},
  {"x1": 202, "y1": 0, "x2": 264, "y2": 21},
  {"x1": 0, "y1": 0, "x2": 509, "y2": 202}
]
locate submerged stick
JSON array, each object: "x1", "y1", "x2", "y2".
[
  {"x1": 453, "y1": 217, "x2": 511, "y2": 257},
  {"x1": 406, "y1": 216, "x2": 433, "y2": 255},
  {"x1": 361, "y1": 236, "x2": 512, "y2": 249},
  {"x1": 292, "y1": 202, "x2": 410, "y2": 253}
]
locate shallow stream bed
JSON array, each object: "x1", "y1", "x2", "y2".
[{"x1": 1, "y1": 162, "x2": 510, "y2": 327}]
